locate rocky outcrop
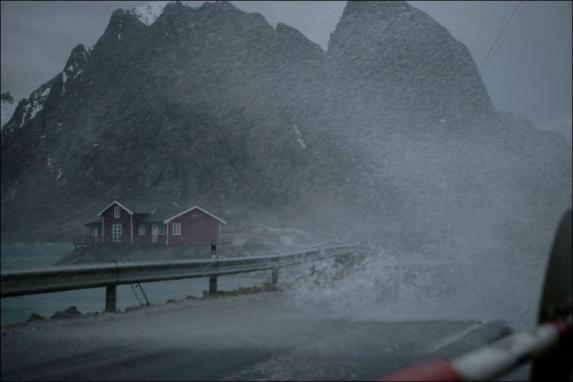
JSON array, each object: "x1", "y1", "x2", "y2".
[
  {"x1": 327, "y1": 1, "x2": 492, "y2": 122},
  {"x1": 1, "y1": 89, "x2": 16, "y2": 129}
]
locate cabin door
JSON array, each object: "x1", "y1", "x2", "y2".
[
  {"x1": 91, "y1": 226, "x2": 99, "y2": 242},
  {"x1": 152, "y1": 224, "x2": 159, "y2": 243}
]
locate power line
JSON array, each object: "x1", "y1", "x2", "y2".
[
  {"x1": 478, "y1": 2, "x2": 524, "y2": 74},
  {"x1": 478, "y1": 2, "x2": 521, "y2": 73},
  {"x1": 481, "y1": 2, "x2": 530, "y2": 74}
]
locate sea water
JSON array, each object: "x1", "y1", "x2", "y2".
[{"x1": 1, "y1": 243, "x2": 270, "y2": 325}]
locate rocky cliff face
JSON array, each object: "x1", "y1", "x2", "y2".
[
  {"x1": 327, "y1": 1, "x2": 492, "y2": 121},
  {"x1": 1, "y1": 1, "x2": 570, "y2": 261},
  {"x1": 1, "y1": 89, "x2": 15, "y2": 129}
]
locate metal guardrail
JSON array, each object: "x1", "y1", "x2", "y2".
[{"x1": 0, "y1": 244, "x2": 359, "y2": 311}]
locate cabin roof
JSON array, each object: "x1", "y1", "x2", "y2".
[
  {"x1": 163, "y1": 206, "x2": 227, "y2": 224},
  {"x1": 97, "y1": 200, "x2": 226, "y2": 224},
  {"x1": 137, "y1": 206, "x2": 186, "y2": 223},
  {"x1": 97, "y1": 200, "x2": 134, "y2": 216},
  {"x1": 115, "y1": 200, "x2": 156, "y2": 214}
]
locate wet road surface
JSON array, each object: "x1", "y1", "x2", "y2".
[{"x1": 2, "y1": 292, "x2": 512, "y2": 380}]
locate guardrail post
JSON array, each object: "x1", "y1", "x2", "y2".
[
  {"x1": 209, "y1": 275, "x2": 218, "y2": 295},
  {"x1": 105, "y1": 285, "x2": 117, "y2": 312},
  {"x1": 271, "y1": 268, "x2": 279, "y2": 285}
]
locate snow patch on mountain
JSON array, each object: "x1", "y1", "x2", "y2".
[
  {"x1": 292, "y1": 125, "x2": 307, "y2": 149},
  {"x1": 63, "y1": 44, "x2": 89, "y2": 84},
  {"x1": 1, "y1": 77, "x2": 59, "y2": 133},
  {"x1": 19, "y1": 84, "x2": 51, "y2": 129},
  {"x1": 131, "y1": 1, "x2": 171, "y2": 26},
  {"x1": 25, "y1": 87, "x2": 49, "y2": 123}
]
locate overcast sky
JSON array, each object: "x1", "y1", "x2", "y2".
[{"x1": 1, "y1": 1, "x2": 571, "y2": 124}]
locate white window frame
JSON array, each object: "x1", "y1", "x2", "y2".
[
  {"x1": 114, "y1": 206, "x2": 120, "y2": 218},
  {"x1": 172, "y1": 223, "x2": 181, "y2": 235},
  {"x1": 112, "y1": 224, "x2": 123, "y2": 242},
  {"x1": 151, "y1": 224, "x2": 158, "y2": 243},
  {"x1": 138, "y1": 224, "x2": 145, "y2": 236}
]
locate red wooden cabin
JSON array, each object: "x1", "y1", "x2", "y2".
[{"x1": 85, "y1": 200, "x2": 226, "y2": 246}]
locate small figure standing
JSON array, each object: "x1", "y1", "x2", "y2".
[{"x1": 211, "y1": 240, "x2": 217, "y2": 258}]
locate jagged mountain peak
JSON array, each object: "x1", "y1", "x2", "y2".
[
  {"x1": 66, "y1": 44, "x2": 88, "y2": 62},
  {"x1": 342, "y1": 1, "x2": 413, "y2": 19},
  {"x1": 105, "y1": 7, "x2": 149, "y2": 35},
  {"x1": 62, "y1": 44, "x2": 89, "y2": 82},
  {"x1": 327, "y1": 0, "x2": 492, "y2": 119},
  {"x1": 329, "y1": 1, "x2": 447, "y2": 54},
  {"x1": 92, "y1": 7, "x2": 151, "y2": 56},
  {"x1": 193, "y1": 0, "x2": 252, "y2": 22},
  {"x1": 130, "y1": 1, "x2": 172, "y2": 26},
  {"x1": 327, "y1": 0, "x2": 414, "y2": 52},
  {"x1": 199, "y1": 1, "x2": 239, "y2": 12},
  {"x1": 110, "y1": 8, "x2": 129, "y2": 21},
  {"x1": 149, "y1": 0, "x2": 279, "y2": 43},
  {"x1": 127, "y1": 0, "x2": 241, "y2": 28}
]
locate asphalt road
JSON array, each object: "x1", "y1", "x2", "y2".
[{"x1": 2, "y1": 292, "x2": 512, "y2": 381}]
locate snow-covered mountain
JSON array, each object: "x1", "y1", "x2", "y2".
[
  {"x1": 3, "y1": 80, "x2": 54, "y2": 132},
  {"x1": 129, "y1": 1, "x2": 170, "y2": 26},
  {"x1": 1, "y1": 1, "x2": 570, "y2": 263},
  {"x1": 2, "y1": 44, "x2": 90, "y2": 134}
]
